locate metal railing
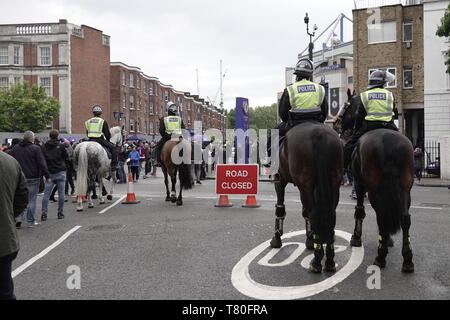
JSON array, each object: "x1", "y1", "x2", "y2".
[
  {"x1": 422, "y1": 140, "x2": 440, "y2": 178},
  {"x1": 354, "y1": 0, "x2": 422, "y2": 9}
]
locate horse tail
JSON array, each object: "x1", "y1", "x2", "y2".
[
  {"x1": 372, "y1": 134, "x2": 409, "y2": 236},
  {"x1": 312, "y1": 132, "x2": 338, "y2": 243},
  {"x1": 178, "y1": 163, "x2": 193, "y2": 190},
  {"x1": 75, "y1": 143, "x2": 89, "y2": 197}
]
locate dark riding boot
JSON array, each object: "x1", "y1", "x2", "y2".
[{"x1": 155, "y1": 148, "x2": 162, "y2": 167}]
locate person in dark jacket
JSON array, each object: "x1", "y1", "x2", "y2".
[
  {"x1": 9, "y1": 131, "x2": 50, "y2": 228},
  {"x1": 41, "y1": 130, "x2": 68, "y2": 221},
  {"x1": 0, "y1": 151, "x2": 28, "y2": 300},
  {"x1": 413, "y1": 147, "x2": 424, "y2": 182}
]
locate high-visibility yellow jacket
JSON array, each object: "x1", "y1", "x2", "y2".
[
  {"x1": 287, "y1": 79, "x2": 326, "y2": 114},
  {"x1": 361, "y1": 88, "x2": 394, "y2": 122},
  {"x1": 164, "y1": 116, "x2": 182, "y2": 135},
  {"x1": 85, "y1": 117, "x2": 105, "y2": 138}
]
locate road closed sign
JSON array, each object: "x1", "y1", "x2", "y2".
[{"x1": 216, "y1": 164, "x2": 258, "y2": 195}]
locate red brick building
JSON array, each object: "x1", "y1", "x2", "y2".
[
  {"x1": 110, "y1": 62, "x2": 227, "y2": 140},
  {"x1": 0, "y1": 19, "x2": 111, "y2": 134}
]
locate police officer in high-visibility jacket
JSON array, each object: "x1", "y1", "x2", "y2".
[
  {"x1": 85, "y1": 105, "x2": 118, "y2": 170},
  {"x1": 265, "y1": 59, "x2": 328, "y2": 168},
  {"x1": 154, "y1": 102, "x2": 185, "y2": 166},
  {"x1": 343, "y1": 70, "x2": 399, "y2": 168}
]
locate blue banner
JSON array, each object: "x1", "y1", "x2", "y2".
[{"x1": 235, "y1": 97, "x2": 250, "y2": 164}]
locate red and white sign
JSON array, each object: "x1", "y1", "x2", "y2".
[{"x1": 216, "y1": 164, "x2": 259, "y2": 195}]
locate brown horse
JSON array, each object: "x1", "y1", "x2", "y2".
[
  {"x1": 270, "y1": 121, "x2": 343, "y2": 273},
  {"x1": 161, "y1": 138, "x2": 193, "y2": 206},
  {"x1": 344, "y1": 96, "x2": 415, "y2": 273}
]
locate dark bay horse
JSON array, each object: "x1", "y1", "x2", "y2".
[
  {"x1": 161, "y1": 138, "x2": 193, "y2": 206},
  {"x1": 344, "y1": 95, "x2": 415, "y2": 273},
  {"x1": 270, "y1": 122, "x2": 343, "y2": 273}
]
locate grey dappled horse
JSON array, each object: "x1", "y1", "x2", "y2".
[{"x1": 73, "y1": 126, "x2": 123, "y2": 212}]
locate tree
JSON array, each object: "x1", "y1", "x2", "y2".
[
  {"x1": 0, "y1": 82, "x2": 59, "y2": 132},
  {"x1": 249, "y1": 103, "x2": 278, "y2": 131},
  {"x1": 436, "y1": 4, "x2": 450, "y2": 74},
  {"x1": 225, "y1": 108, "x2": 236, "y2": 129}
]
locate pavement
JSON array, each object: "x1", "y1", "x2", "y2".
[{"x1": 11, "y1": 170, "x2": 450, "y2": 301}]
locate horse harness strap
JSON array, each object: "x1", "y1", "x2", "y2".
[{"x1": 287, "y1": 80, "x2": 324, "y2": 114}]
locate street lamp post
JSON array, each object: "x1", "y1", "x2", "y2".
[{"x1": 304, "y1": 13, "x2": 317, "y2": 62}]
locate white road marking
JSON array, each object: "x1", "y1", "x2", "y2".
[
  {"x1": 98, "y1": 195, "x2": 127, "y2": 214},
  {"x1": 12, "y1": 226, "x2": 82, "y2": 278},
  {"x1": 231, "y1": 230, "x2": 364, "y2": 300}
]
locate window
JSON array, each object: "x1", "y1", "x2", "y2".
[
  {"x1": 130, "y1": 95, "x2": 135, "y2": 110},
  {"x1": 122, "y1": 94, "x2": 126, "y2": 109},
  {"x1": 13, "y1": 46, "x2": 21, "y2": 65},
  {"x1": 14, "y1": 77, "x2": 22, "y2": 85},
  {"x1": 368, "y1": 21, "x2": 396, "y2": 44},
  {"x1": 144, "y1": 81, "x2": 147, "y2": 94},
  {"x1": 150, "y1": 122, "x2": 154, "y2": 134},
  {"x1": 149, "y1": 102, "x2": 154, "y2": 114},
  {"x1": 403, "y1": 22, "x2": 413, "y2": 42},
  {"x1": 144, "y1": 121, "x2": 147, "y2": 134},
  {"x1": 149, "y1": 83, "x2": 153, "y2": 95},
  {"x1": 404, "y1": 67, "x2": 413, "y2": 89},
  {"x1": 121, "y1": 71, "x2": 126, "y2": 86},
  {"x1": 129, "y1": 73, "x2": 134, "y2": 88},
  {"x1": 137, "y1": 97, "x2": 141, "y2": 110},
  {"x1": 39, "y1": 77, "x2": 52, "y2": 96},
  {"x1": 39, "y1": 46, "x2": 51, "y2": 66},
  {"x1": 130, "y1": 119, "x2": 135, "y2": 132},
  {"x1": 164, "y1": 91, "x2": 169, "y2": 101},
  {"x1": 137, "y1": 77, "x2": 140, "y2": 89},
  {"x1": 0, "y1": 46, "x2": 8, "y2": 64},
  {"x1": 0, "y1": 77, "x2": 9, "y2": 91},
  {"x1": 369, "y1": 67, "x2": 397, "y2": 88},
  {"x1": 348, "y1": 76, "x2": 354, "y2": 84}
]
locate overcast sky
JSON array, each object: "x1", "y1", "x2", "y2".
[{"x1": 0, "y1": 0, "x2": 354, "y2": 109}]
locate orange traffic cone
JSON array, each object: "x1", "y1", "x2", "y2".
[
  {"x1": 122, "y1": 173, "x2": 140, "y2": 204},
  {"x1": 215, "y1": 195, "x2": 233, "y2": 208},
  {"x1": 242, "y1": 195, "x2": 261, "y2": 208}
]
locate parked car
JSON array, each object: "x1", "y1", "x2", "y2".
[{"x1": 426, "y1": 160, "x2": 440, "y2": 177}]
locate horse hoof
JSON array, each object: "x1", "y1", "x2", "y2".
[
  {"x1": 100, "y1": 201, "x2": 106, "y2": 205},
  {"x1": 324, "y1": 261, "x2": 336, "y2": 273},
  {"x1": 165, "y1": 197, "x2": 171, "y2": 202},
  {"x1": 401, "y1": 262, "x2": 414, "y2": 273},
  {"x1": 270, "y1": 236, "x2": 282, "y2": 249},
  {"x1": 374, "y1": 257, "x2": 386, "y2": 268},
  {"x1": 171, "y1": 197, "x2": 177, "y2": 203},
  {"x1": 350, "y1": 236, "x2": 362, "y2": 247},
  {"x1": 77, "y1": 209, "x2": 83, "y2": 212},
  {"x1": 92, "y1": 195, "x2": 98, "y2": 200},
  {"x1": 309, "y1": 262, "x2": 322, "y2": 274},
  {"x1": 107, "y1": 195, "x2": 113, "y2": 201},
  {"x1": 88, "y1": 205, "x2": 94, "y2": 209},
  {"x1": 176, "y1": 200, "x2": 183, "y2": 206}
]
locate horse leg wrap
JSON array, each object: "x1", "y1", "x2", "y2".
[
  {"x1": 274, "y1": 218, "x2": 285, "y2": 238},
  {"x1": 275, "y1": 205, "x2": 286, "y2": 218},
  {"x1": 310, "y1": 234, "x2": 324, "y2": 273},
  {"x1": 375, "y1": 235, "x2": 389, "y2": 267},
  {"x1": 325, "y1": 241, "x2": 336, "y2": 272},
  {"x1": 354, "y1": 206, "x2": 366, "y2": 220}
]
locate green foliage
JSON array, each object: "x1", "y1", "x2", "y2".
[
  {"x1": 225, "y1": 108, "x2": 236, "y2": 129},
  {"x1": 249, "y1": 103, "x2": 278, "y2": 131},
  {"x1": 0, "y1": 82, "x2": 60, "y2": 132},
  {"x1": 436, "y1": 4, "x2": 450, "y2": 74}
]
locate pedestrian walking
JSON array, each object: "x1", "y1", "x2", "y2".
[
  {"x1": 414, "y1": 147, "x2": 424, "y2": 182},
  {"x1": 128, "y1": 145, "x2": 140, "y2": 182},
  {"x1": 41, "y1": 130, "x2": 68, "y2": 221},
  {"x1": 0, "y1": 151, "x2": 28, "y2": 300},
  {"x1": 9, "y1": 131, "x2": 50, "y2": 228}
]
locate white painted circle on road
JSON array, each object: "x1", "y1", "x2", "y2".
[{"x1": 231, "y1": 230, "x2": 364, "y2": 300}]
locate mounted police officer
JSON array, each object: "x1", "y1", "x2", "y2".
[
  {"x1": 343, "y1": 70, "x2": 399, "y2": 169},
  {"x1": 265, "y1": 58, "x2": 328, "y2": 167},
  {"x1": 85, "y1": 105, "x2": 118, "y2": 170},
  {"x1": 154, "y1": 102, "x2": 186, "y2": 166}
]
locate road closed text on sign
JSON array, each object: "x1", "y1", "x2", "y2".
[{"x1": 216, "y1": 164, "x2": 258, "y2": 195}]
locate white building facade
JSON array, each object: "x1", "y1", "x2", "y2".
[{"x1": 424, "y1": 0, "x2": 450, "y2": 140}]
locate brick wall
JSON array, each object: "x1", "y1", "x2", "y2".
[
  {"x1": 70, "y1": 26, "x2": 110, "y2": 134},
  {"x1": 353, "y1": 4, "x2": 424, "y2": 105}
]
